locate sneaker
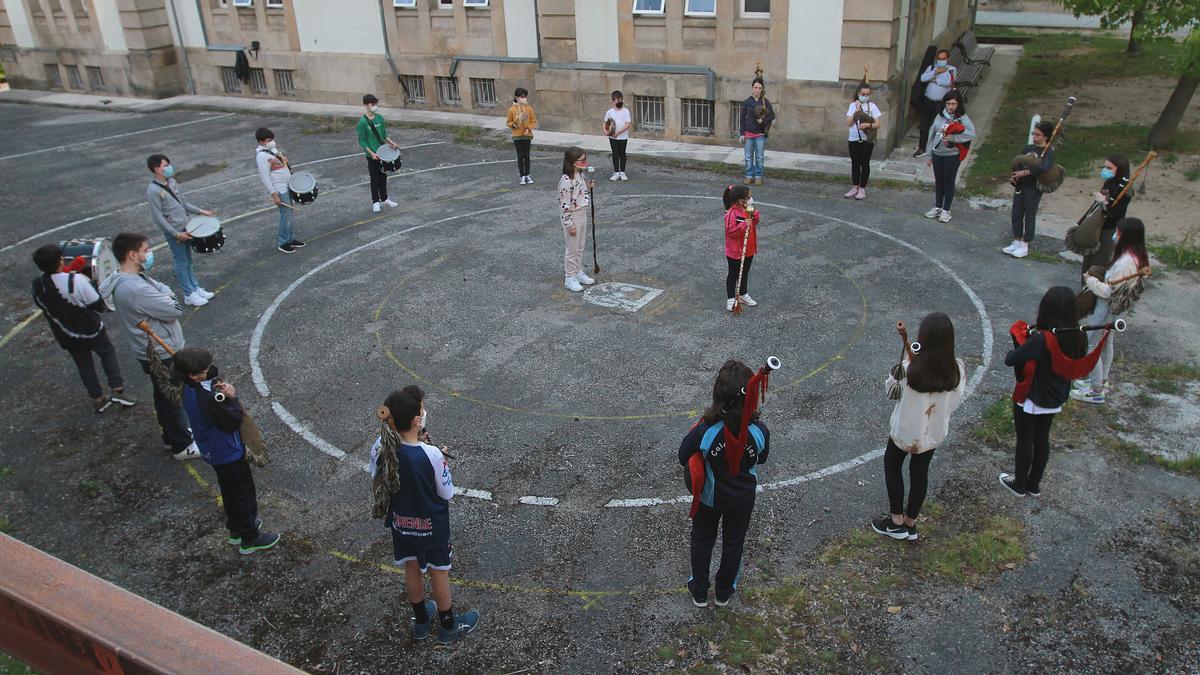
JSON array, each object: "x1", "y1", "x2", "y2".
[
  {"x1": 1069, "y1": 388, "x2": 1105, "y2": 404},
  {"x1": 610, "y1": 172, "x2": 620, "y2": 181},
  {"x1": 726, "y1": 298, "x2": 736, "y2": 312},
  {"x1": 754, "y1": 177, "x2": 764, "y2": 186},
  {"x1": 844, "y1": 186, "x2": 859, "y2": 199},
  {"x1": 906, "y1": 525, "x2": 919, "y2": 541},
  {"x1": 195, "y1": 288, "x2": 214, "y2": 299},
  {"x1": 109, "y1": 391, "x2": 137, "y2": 407},
  {"x1": 924, "y1": 207, "x2": 942, "y2": 219},
  {"x1": 998, "y1": 472, "x2": 1025, "y2": 497},
  {"x1": 1002, "y1": 240, "x2": 1022, "y2": 254},
  {"x1": 913, "y1": 149, "x2": 927, "y2": 158},
  {"x1": 619, "y1": 172, "x2": 628, "y2": 181},
  {"x1": 383, "y1": 199, "x2": 399, "y2": 208},
  {"x1": 437, "y1": 609, "x2": 481, "y2": 644},
  {"x1": 855, "y1": 187, "x2": 866, "y2": 200},
  {"x1": 93, "y1": 396, "x2": 113, "y2": 414},
  {"x1": 372, "y1": 202, "x2": 381, "y2": 213},
  {"x1": 288, "y1": 239, "x2": 306, "y2": 248},
  {"x1": 239, "y1": 531, "x2": 281, "y2": 555},
  {"x1": 687, "y1": 578, "x2": 708, "y2": 608},
  {"x1": 519, "y1": 175, "x2": 528, "y2": 185},
  {"x1": 1011, "y1": 242, "x2": 1028, "y2": 258},
  {"x1": 743, "y1": 177, "x2": 753, "y2": 185},
  {"x1": 938, "y1": 210, "x2": 952, "y2": 223},
  {"x1": 277, "y1": 243, "x2": 296, "y2": 254},
  {"x1": 738, "y1": 294, "x2": 757, "y2": 307},
  {"x1": 227, "y1": 518, "x2": 263, "y2": 545},
  {"x1": 575, "y1": 271, "x2": 595, "y2": 285},
  {"x1": 871, "y1": 516, "x2": 910, "y2": 540},
  {"x1": 564, "y1": 276, "x2": 584, "y2": 292},
  {"x1": 714, "y1": 589, "x2": 734, "y2": 607},
  {"x1": 525, "y1": 176, "x2": 533, "y2": 184},
  {"x1": 183, "y1": 291, "x2": 208, "y2": 307},
  {"x1": 1027, "y1": 485, "x2": 1042, "y2": 497},
  {"x1": 172, "y1": 442, "x2": 202, "y2": 461},
  {"x1": 411, "y1": 599, "x2": 438, "y2": 640}
]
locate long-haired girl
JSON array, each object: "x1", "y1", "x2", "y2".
[
  {"x1": 723, "y1": 184, "x2": 760, "y2": 312},
  {"x1": 557, "y1": 147, "x2": 594, "y2": 292},
  {"x1": 1080, "y1": 154, "x2": 1132, "y2": 272},
  {"x1": 872, "y1": 312, "x2": 966, "y2": 541}
]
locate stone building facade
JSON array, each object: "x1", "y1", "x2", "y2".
[{"x1": 0, "y1": 0, "x2": 976, "y2": 154}]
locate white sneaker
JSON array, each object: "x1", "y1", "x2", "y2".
[
  {"x1": 1012, "y1": 242, "x2": 1029, "y2": 258},
  {"x1": 738, "y1": 294, "x2": 758, "y2": 307},
  {"x1": 173, "y1": 442, "x2": 202, "y2": 461},
  {"x1": 610, "y1": 172, "x2": 620, "y2": 181},
  {"x1": 519, "y1": 175, "x2": 528, "y2": 185},
  {"x1": 525, "y1": 176, "x2": 533, "y2": 184},
  {"x1": 924, "y1": 207, "x2": 942, "y2": 219},
  {"x1": 845, "y1": 186, "x2": 859, "y2": 198},
  {"x1": 372, "y1": 202, "x2": 381, "y2": 213},
  {"x1": 938, "y1": 210, "x2": 952, "y2": 223},
  {"x1": 383, "y1": 199, "x2": 399, "y2": 208},
  {"x1": 183, "y1": 291, "x2": 208, "y2": 307},
  {"x1": 575, "y1": 271, "x2": 595, "y2": 285},
  {"x1": 726, "y1": 298, "x2": 736, "y2": 312},
  {"x1": 619, "y1": 172, "x2": 628, "y2": 181},
  {"x1": 1002, "y1": 240, "x2": 1022, "y2": 254},
  {"x1": 196, "y1": 288, "x2": 214, "y2": 299},
  {"x1": 564, "y1": 276, "x2": 584, "y2": 292}
]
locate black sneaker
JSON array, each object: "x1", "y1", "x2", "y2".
[
  {"x1": 93, "y1": 397, "x2": 113, "y2": 414},
  {"x1": 109, "y1": 391, "x2": 137, "y2": 407},
  {"x1": 998, "y1": 473, "x2": 1026, "y2": 497},
  {"x1": 906, "y1": 525, "x2": 919, "y2": 541},
  {"x1": 239, "y1": 531, "x2": 281, "y2": 554},
  {"x1": 1027, "y1": 485, "x2": 1042, "y2": 497},
  {"x1": 687, "y1": 578, "x2": 708, "y2": 607},
  {"x1": 714, "y1": 588, "x2": 734, "y2": 607},
  {"x1": 437, "y1": 609, "x2": 481, "y2": 644},
  {"x1": 277, "y1": 243, "x2": 296, "y2": 254},
  {"x1": 912, "y1": 149, "x2": 928, "y2": 158},
  {"x1": 871, "y1": 516, "x2": 909, "y2": 540},
  {"x1": 227, "y1": 518, "x2": 264, "y2": 545},
  {"x1": 288, "y1": 239, "x2": 306, "y2": 248}
]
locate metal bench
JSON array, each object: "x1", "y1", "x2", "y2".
[
  {"x1": 959, "y1": 30, "x2": 996, "y2": 65},
  {"x1": 949, "y1": 46, "x2": 983, "y2": 92}
]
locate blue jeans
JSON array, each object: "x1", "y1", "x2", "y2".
[
  {"x1": 276, "y1": 191, "x2": 294, "y2": 247},
  {"x1": 743, "y1": 135, "x2": 765, "y2": 178},
  {"x1": 166, "y1": 236, "x2": 200, "y2": 296},
  {"x1": 931, "y1": 153, "x2": 961, "y2": 211},
  {"x1": 1081, "y1": 298, "x2": 1113, "y2": 391}
]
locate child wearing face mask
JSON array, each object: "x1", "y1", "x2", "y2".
[
  {"x1": 357, "y1": 93, "x2": 400, "y2": 213},
  {"x1": 603, "y1": 90, "x2": 632, "y2": 181},
  {"x1": 506, "y1": 87, "x2": 538, "y2": 185},
  {"x1": 254, "y1": 127, "x2": 305, "y2": 254},
  {"x1": 845, "y1": 82, "x2": 882, "y2": 200},
  {"x1": 558, "y1": 146, "x2": 596, "y2": 292},
  {"x1": 923, "y1": 90, "x2": 974, "y2": 224},
  {"x1": 143, "y1": 152, "x2": 215, "y2": 307},
  {"x1": 1003, "y1": 121, "x2": 1055, "y2": 259}
]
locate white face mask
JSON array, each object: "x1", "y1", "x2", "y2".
[
  {"x1": 858, "y1": 95, "x2": 869, "y2": 103},
  {"x1": 266, "y1": 140, "x2": 277, "y2": 150},
  {"x1": 419, "y1": 407, "x2": 428, "y2": 430},
  {"x1": 517, "y1": 97, "x2": 527, "y2": 105},
  {"x1": 367, "y1": 104, "x2": 378, "y2": 113}
]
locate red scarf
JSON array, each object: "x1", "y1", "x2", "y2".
[
  {"x1": 944, "y1": 120, "x2": 970, "y2": 160},
  {"x1": 686, "y1": 369, "x2": 770, "y2": 518},
  {"x1": 1009, "y1": 320, "x2": 1110, "y2": 404}
]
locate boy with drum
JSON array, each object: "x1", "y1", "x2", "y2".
[
  {"x1": 357, "y1": 94, "x2": 400, "y2": 213},
  {"x1": 144, "y1": 154, "x2": 215, "y2": 307},
  {"x1": 254, "y1": 127, "x2": 306, "y2": 254}
]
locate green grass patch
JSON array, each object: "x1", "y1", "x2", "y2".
[
  {"x1": 0, "y1": 466, "x2": 12, "y2": 478},
  {"x1": 973, "y1": 396, "x2": 1013, "y2": 447},
  {"x1": 1142, "y1": 363, "x2": 1200, "y2": 395},
  {"x1": 301, "y1": 115, "x2": 351, "y2": 135},
  {"x1": 0, "y1": 514, "x2": 11, "y2": 534},
  {"x1": 1150, "y1": 240, "x2": 1200, "y2": 272},
  {"x1": 1154, "y1": 454, "x2": 1200, "y2": 478},
  {"x1": 453, "y1": 125, "x2": 485, "y2": 144},
  {"x1": 0, "y1": 651, "x2": 38, "y2": 675},
  {"x1": 77, "y1": 478, "x2": 111, "y2": 499},
  {"x1": 818, "y1": 527, "x2": 882, "y2": 565},
  {"x1": 918, "y1": 516, "x2": 1026, "y2": 582},
  {"x1": 1025, "y1": 250, "x2": 1066, "y2": 265}
]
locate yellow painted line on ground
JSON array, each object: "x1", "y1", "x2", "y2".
[
  {"x1": 0, "y1": 309, "x2": 42, "y2": 350},
  {"x1": 184, "y1": 462, "x2": 222, "y2": 507}
]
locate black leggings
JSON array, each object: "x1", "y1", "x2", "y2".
[
  {"x1": 609, "y1": 138, "x2": 627, "y2": 172},
  {"x1": 883, "y1": 438, "x2": 935, "y2": 518},
  {"x1": 513, "y1": 138, "x2": 532, "y2": 176},
  {"x1": 366, "y1": 156, "x2": 388, "y2": 202},
  {"x1": 1012, "y1": 405, "x2": 1054, "y2": 492},
  {"x1": 918, "y1": 97, "x2": 940, "y2": 151},
  {"x1": 689, "y1": 502, "x2": 754, "y2": 596},
  {"x1": 1011, "y1": 187, "x2": 1043, "y2": 241},
  {"x1": 213, "y1": 458, "x2": 260, "y2": 541},
  {"x1": 725, "y1": 255, "x2": 753, "y2": 299},
  {"x1": 848, "y1": 141, "x2": 874, "y2": 187}
]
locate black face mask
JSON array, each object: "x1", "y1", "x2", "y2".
[
  {"x1": 205, "y1": 364, "x2": 219, "y2": 380},
  {"x1": 614, "y1": 101, "x2": 623, "y2": 108}
]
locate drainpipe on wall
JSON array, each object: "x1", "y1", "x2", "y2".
[
  {"x1": 167, "y1": 0, "x2": 196, "y2": 94},
  {"x1": 376, "y1": 0, "x2": 402, "y2": 86},
  {"x1": 898, "y1": 0, "x2": 916, "y2": 145}
]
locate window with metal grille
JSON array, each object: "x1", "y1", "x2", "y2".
[
  {"x1": 729, "y1": 100, "x2": 743, "y2": 138},
  {"x1": 44, "y1": 64, "x2": 63, "y2": 89},
  {"x1": 66, "y1": 65, "x2": 84, "y2": 89},
  {"x1": 86, "y1": 66, "x2": 105, "y2": 90},
  {"x1": 248, "y1": 67, "x2": 268, "y2": 94},
  {"x1": 266, "y1": 0, "x2": 283, "y2": 7},
  {"x1": 274, "y1": 69, "x2": 295, "y2": 95},
  {"x1": 436, "y1": 76, "x2": 461, "y2": 106},
  {"x1": 681, "y1": 98, "x2": 714, "y2": 136},
  {"x1": 634, "y1": 95, "x2": 665, "y2": 132},
  {"x1": 400, "y1": 75, "x2": 426, "y2": 104},
  {"x1": 469, "y1": 78, "x2": 497, "y2": 108},
  {"x1": 220, "y1": 66, "x2": 242, "y2": 93}
]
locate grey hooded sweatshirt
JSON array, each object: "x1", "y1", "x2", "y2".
[{"x1": 99, "y1": 271, "x2": 185, "y2": 361}]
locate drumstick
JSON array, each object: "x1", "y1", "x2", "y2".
[
  {"x1": 136, "y1": 320, "x2": 176, "y2": 356},
  {"x1": 280, "y1": 202, "x2": 301, "y2": 211}
]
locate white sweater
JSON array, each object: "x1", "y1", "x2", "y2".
[
  {"x1": 886, "y1": 358, "x2": 966, "y2": 454},
  {"x1": 1084, "y1": 251, "x2": 1139, "y2": 299}
]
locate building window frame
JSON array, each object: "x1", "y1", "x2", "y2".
[
  {"x1": 632, "y1": 0, "x2": 665, "y2": 15},
  {"x1": 44, "y1": 64, "x2": 63, "y2": 89},
  {"x1": 437, "y1": 0, "x2": 453, "y2": 9},
  {"x1": 393, "y1": 0, "x2": 417, "y2": 6},
  {"x1": 685, "y1": 0, "x2": 716, "y2": 17},
  {"x1": 231, "y1": 0, "x2": 253, "y2": 7},
  {"x1": 469, "y1": 77, "x2": 497, "y2": 108},
  {"x1": 66, "y1": 64, "x2": 84, "y2": 90},
  {"x1": 248, "y1": 67, "x2": 268, "y2": 94},
  {"x1": 220, "y1": 66, "x2": 242, "y2": 93},
  {"x1": 436, "y1": 76, "x2": 462, "y2": 107},
  {"x1": 400, "y1": 74, "x2": 426, "y2": 104},
  {"x1": 729, "y1": 100, "x2": 743, "y2": 138},
  {"x1": 740, "y1": 0, "x2": 769, "y2": 19},
  {"x1": 265, "y1": 0, "x2": 283, "y2": 8},
  {"x1": 681, "y1": 98, "x2": 715, "y2": 136},
  {"x1": 86, "y1": 65, "x2": 105, "y2": 90},
  {"x1": 634, "y1": 95, "x2": 665, "y2": 132},
  {"x1": 273, "y1": 69, "x2": 295, "y2": 96},
  {"x1": 463, "y1": 0, "x2": 488, "y2": 7}
]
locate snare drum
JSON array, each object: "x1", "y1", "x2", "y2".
[
  {"x1": 59, "y1": 238, "x2": 119, "y2": 309},
  {"x1": 376, "y1": 144, "x2": 402, "y2": 173},
  {"x1": 287, "y1": 171, "x2": 319, "y2": 205},
  {"x1": 185, "y1": 215, "x2": 226, "y2": 254}
]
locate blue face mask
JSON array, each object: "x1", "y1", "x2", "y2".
[
  {"x1": 858, "y1": 95, "x2": 869, "y2": 103},
  {"x1": 1112, "y1": 231, "x2": 1119, "y2": 244},
  {"x1": 935, "y1": 59, "x2": 948, "y2": 68},
  {"x1": 1100, "y1": 168, "x2": 1115, "y2": 180},
  {"x1": 163, "y1": 165, "x2": 175, "y2": 179},
  {"x1": 142, "y1": 251, "x2": 155, "y2": 271}
]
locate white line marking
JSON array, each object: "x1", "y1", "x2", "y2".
[
  {"x1": 0, "y1": 112, "x2": 237, "y2": 162},
  {"x1": 519, "y1": 496, "x2": 560, "y2": 506},
  {"x1": 459, "y1": 488, "x2": 495, "y2": 501},
  {"x1": 271, "y1": 402, "x2": 345, "y2": 459},
  {"x1": 0, "y1": 213, "x2": 119, "y2": 254}
]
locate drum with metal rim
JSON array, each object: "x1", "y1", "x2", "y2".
[
  {"x1": 59, "y1": 238, "x2": 120, "y2": 309},
  {"x1": 185, "y1": 215, "x2": 225, "y2": 254},
  {"x1": 376, "y1": 144, "x2": 402, "y2": 173},
  {"x1": 287, "y1": 171, "x2": 319, "y2": 205}
]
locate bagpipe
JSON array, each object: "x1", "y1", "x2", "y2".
[
  {"x1": 1064, "y1": 151, "x2": 1155, "y2": 256},
  {"x1": 1075, "y1": 266, "x2": 1152, "y2": 318},
  {"x1": 852, "y1": 65, "x2": 876, "y2": 143},
  {"x1": 932, "y1": 119, "x2": 971, "y2": 161},
  {"x1": 685, "y1": 357, "x2": 780, "y2": 518},
  {"x1": 887, "y1": 321, "x2": 923, "y2": 401},
  {"x1": 1010, "y1": 96, "x2": 1074, "y2": 193},
  {"x1": 1008, "y1": 318, "x2": 1126, "y2": 405}
]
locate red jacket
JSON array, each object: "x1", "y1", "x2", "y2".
[{"x1": 724, "y1": 205, "x2": 759, "y2": 259}]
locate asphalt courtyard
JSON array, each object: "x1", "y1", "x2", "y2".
[{"x1": 3, "y1": 102, "x2": 1188, "y2": 671}]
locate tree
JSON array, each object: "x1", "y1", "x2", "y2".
[{"x1": 1057, "y1": 0, "x2": 1200, "y2": 147}]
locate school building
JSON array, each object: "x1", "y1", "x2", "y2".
[{"x1": 0, "y1": 0, "x2": 977, "y2": 154}]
